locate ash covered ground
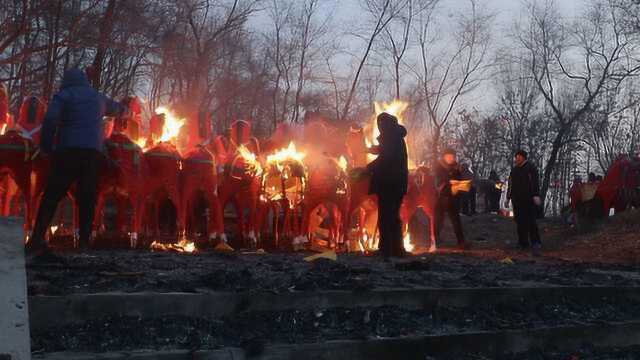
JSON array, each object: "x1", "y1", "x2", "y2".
[
  {"x1": 31, "y1": 297, "x2": 640, "y2": 353},
  {"x1": 28, "y1": 211, "x2": 640, "y2": 295},
  {"x1": 27, "y1": 211, "x2": 640, "y2": 358}
]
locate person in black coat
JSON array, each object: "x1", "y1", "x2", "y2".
[
  {"x1": 367, "y1": 112, "x2": 408, "y2": 259},
  {"x1": 505, "y1": 150, "x2": 542, "y2": 255},
  {"x1": 488, "y1": 170, "x2": 502, "y2": 213},
  {"x1": 434, "y1": 149, "x2": 467, "y2": 250}
]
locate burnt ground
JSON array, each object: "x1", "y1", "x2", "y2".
[
  {"x1": 27, "y1": 210, "x2": 640, "y2": 358},
  {"x1": 27, "y1": 210, "x2": 640, "y2": 295},
  {"x1": 30, "y1": 296, "x2": 640, "y2": 353}
]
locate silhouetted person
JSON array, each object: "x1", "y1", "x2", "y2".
[
  {"x1": 434, "y1": 149, "x2": 467, "y2": 250},
  {"x1": 488, "y1": 170, "x2": 502, "y2": 213},
  {"x1": 367, "y1": 112, "x2": 408, "y2": 259},
  {"x1": 505, "y1": 150, "x2": 542, "y2": 256},
  {"x1": 27, "y1": 68, "x2": 126, "y2": 257},
  {"x1": 459, "y1": 163, "x2": 476, "y2": 216}
]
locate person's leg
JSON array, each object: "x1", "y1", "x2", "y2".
[
  {"x1": 529, "y1": 212, "x2": 541, "y2": 246},
  {"x1": 460, "y1": 193, "x2": 469, "y2": 215},
  {"x1": 470, "y1": 187, "x2": 476, "y2": 215},
  {"x1": 29, "y1": 151, "x2": 78, "y2": 251},
  {"x1": 512, "y1": 202, "x2": 530, "y2": 248},
  {"x1": 390, "y1": 195, "x2": 404, "y2": 256},
  {"x1": 377, "y1": 194, "x2": 390, "y2": 257},
  {"x1": 447, "y1": 198, "x2": 465, "y2": 246},
  {"x1": 434, "y1": 197, "x2": 446, "y2": 248},
  {"x1": 76, "y1": 150, "x2": 101, "y2": 249}
]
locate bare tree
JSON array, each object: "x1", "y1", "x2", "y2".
[
  {"x1": 516, "y1": 0, "x2": 640, "y2": 202},
  {"x1": 413, "y1": 0, "x2": 493, "y2": 160},
  {"x1": 340, "y1": 0, "x2": 407, "y2": 120}
]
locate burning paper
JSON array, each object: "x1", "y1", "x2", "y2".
[
  {"x1": 150, "y1": 239, "x2": 196, "y2": 253},
  {"x1": 450, "y1": 180, "x2": 472, "y2": 195}
]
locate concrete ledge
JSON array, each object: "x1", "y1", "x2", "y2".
[
  {"x1": 34, "y1": 320, "x2": 640, "y2": 360},
  {"x1": 0, "y1": 217, "x2": 30, "y2": 360},
  {"x1": 29, "y1": 286, "x2": 640, "y2": 331}
]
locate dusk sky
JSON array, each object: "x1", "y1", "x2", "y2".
[{"x1": 249, "y1": 0, "x2": 588, "y2": 111}]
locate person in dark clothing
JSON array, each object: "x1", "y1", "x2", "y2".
[
  {"x1": 367, "y1": 112, "x2": 408, "y2": 259},
  {"x1": 488, "y1": 170, "x2": 502, "y2": 212},
  {"x1": 505, "y1": 150, "x2": 542, "y2": 255},
  {"x1": 27, "y1": 68, "x2": 126, "y2": 256},
  {"x1": 459, "y1": 163, "x2": 476, "y2": 216},
  {"x1": 434, "y1": 149, "x2": 468, "y2": 250}
]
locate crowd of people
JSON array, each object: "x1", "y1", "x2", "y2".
[{"x1": 23, "y1": 67, "x2": 546, "y2": 260}]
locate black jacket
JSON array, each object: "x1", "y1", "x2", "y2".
[
  {"x1": 367, "y1": 122, "x2": 408, "y2": 197},
  {"x1": 507, "y1": 161, "x2": 540, "y2": 203},
  {"x1": 434, "y1": 161, "x2": 465, "y2": 198}
]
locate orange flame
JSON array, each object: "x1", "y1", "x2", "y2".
[
  {"x1": 266, "y1": 142, "x2": 306, "y2": 165},
  {"x1": 367, "y1": 100, "x2": 416, "y2": 169},
  {"x1": 155, "y1": 106, "x2": 185, "y2": 143},
  {"x1": 150, "y1": 238, "x2": 196, "y2": 253},
  {"x1": 237, "y1": 145, "x2": 263, "y2": 176},
  {"x1": 337, "y1": 155, "x2": 348, "y2": 172}
]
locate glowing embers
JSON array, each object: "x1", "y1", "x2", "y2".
[{"x1": 150, "y1": 238, "x2": 196, "y2": 253}]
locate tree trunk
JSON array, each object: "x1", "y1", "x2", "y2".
[{"x1": 91, "y1": 0, "x2": 118, "y2": 89}]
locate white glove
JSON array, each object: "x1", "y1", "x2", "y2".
[{"x1": 533, "y1": 196, "x2": 542, "y2": 206}]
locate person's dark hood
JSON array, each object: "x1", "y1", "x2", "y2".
[
  {"x1": 61, "y1": 68, "x2": 91, "y2": 89},
  {"x1": 378, "y1": 112, "x2": 407, "y2": 138}
]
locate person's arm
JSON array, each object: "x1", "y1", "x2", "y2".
[
  {"x1": 529, "y1": 164, "x2": 540, "y2": 197},
  {"x1": 504, "y1": 169, "x2": 513, "y2": 208},
  {"x1": 40, "y1": 92, "x2": 65, "y2": 153},
  {"x1": 529, "y1": 164, "x2": 542, "y2": 205}
]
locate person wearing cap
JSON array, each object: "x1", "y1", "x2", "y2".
[
  {"x1": 505, "y1": 150, "x2": 542, "y2": 255},
  {"x1": 27, "y1": 68, "x2": 127, "y2": 257},
  {"x1": 434, "y1": 148, "x2": 468, "y2": 250},
  {"x1": 367, "y1": 112, "x2": 408, "y2": 259}
]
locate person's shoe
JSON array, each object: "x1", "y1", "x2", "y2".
[
  {"x1": 532, "y1": 244, "x2": 542, "y2": 257},
  {"x1": 518, "y1": 242, "x2": 531, "y2": 251}
]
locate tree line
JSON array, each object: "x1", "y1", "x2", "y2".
[{"x1": 1, "y1": 0, "x2": 639, "y2": 215}]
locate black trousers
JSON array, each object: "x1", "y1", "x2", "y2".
[
  {"x1": 377, "y1": 192, "x2": 404, "y2": 257},
  {"x1": 461, "y1": 187, "x2": 476, "y2": 215},
  {"x1": 512, "y1": 200, "x2": 541, "y2": 247},
  {"x1": 31, "y1": 148, "x2": 101, "y2": 248},
  {"x1": 435, "y1": 195, "x2": 465, "y2": 245},
  {"x1": 489, "y1": 191, "x2": 501, "y2": 212}
]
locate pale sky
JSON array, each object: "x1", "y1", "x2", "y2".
[{"x1": 248, "y1": 0, "x2": 587, "y2": 111}]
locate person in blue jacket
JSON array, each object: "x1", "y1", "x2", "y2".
[{"x1": 27, "y1": 68, "x2": 126, "y2": 256}]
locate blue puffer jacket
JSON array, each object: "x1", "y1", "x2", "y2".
[{"x1": 40, "y1": 68, "x2": 125, "y2": 153}]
